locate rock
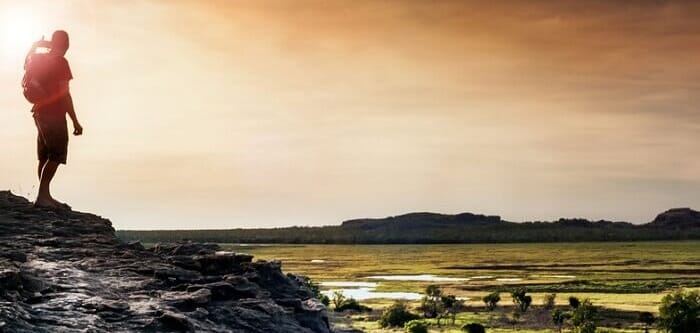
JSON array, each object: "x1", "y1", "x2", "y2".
[
  {"x1": 161, "y1": 289, "x2": 211, "y2": 310},
  {"x1": 2, "y1": 250, "x2": 27, "y2": 262},
  {"x1": 192, "y1": 252, "x2": 253, "y2": 275},
  {"x1": 188, "y1": 281, "x2": 240, "y2": 301},
  {"x1": 0, "y1": 264, "x2": 22, "y2": 290},
  {"x1": 118, "y1": 241, "x2": 145, "y2": 251},
  {"x1": 158, "y1": 311, "x2": 194, "y2": 332},
  {"x1": 223, "y1": 275, "x2": 261, "y2": 298},
  {"x1": 0, "y1": 190, "x2": 331, "y2": 333},
  {"x1": 154, "y1": 267, "x2": 202, "y2": 284},
  {"x1": 96, "y1": 300, "x2": 130, "y2": 313},
  {"x1": 152, "y1": 241, "x2": 220, "y2": 256},
  {"x1": 167, "y1": 255, "x2": 202, "y2": 271}
]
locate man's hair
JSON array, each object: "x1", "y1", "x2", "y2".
[{"x1": 51, "y1": 30, "x2": 69, "y2": 53}]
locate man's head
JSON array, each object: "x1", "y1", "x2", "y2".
[{"x1": 50, "y1": 30, "x2": 69, "y2": 55}]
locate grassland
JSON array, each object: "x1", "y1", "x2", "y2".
[{"x1": 218, "y1": 241, "x2": 699, "y2": 332}]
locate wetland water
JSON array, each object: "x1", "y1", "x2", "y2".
[{"x1": 220, "y1": 241, "x2": 700, "y2": 308}]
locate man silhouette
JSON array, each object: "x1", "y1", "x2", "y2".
[{"x1": 28, "y1": 30, "x2": 83, "y2": 209}]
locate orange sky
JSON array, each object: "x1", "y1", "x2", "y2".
[{"x1": 1, "y1": 1, "x2": 699, "y2": 229}]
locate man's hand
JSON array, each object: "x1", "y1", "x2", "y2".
[
  {"x1": 73, "y1": 123, "x2": 83, "y2": 136},
  {"x1": 31, "y1": 36, "x2": 48, "y2": 50}
]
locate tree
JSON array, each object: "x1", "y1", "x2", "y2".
[
  {"x1": 551, "y1": 309, "x2": 568, "y2": 333},
  {"x1": 639, "y1": 311, "x2": 655, "y2": 333},
  {"x1": 543, "y1": 293, "x2": 557, "y2": 310},
  {"x1": 331, "y1": 291, "x2": 346, "y2": 311},
  {"x1": 404, "y1": 320, "x2": 429, "y2": 333},
  {"x1": 461, "y1": 323, "x2": 486, "y2": 333},
  {"x1": 658, "y1": 290, "x2": 700, "y2": 333},
  {"x1": 419, "y1": 285, "x2": 444, "y2": 320},
  {"x1": 511, "y1": 288, "x2": 532, "y2": 312},
  {"x1": 570, "y1": 299, "x2": 597, "y2": 333},
  {"x1": 380, "y1": 301, "x2": 420, "y2": 328},
  {"x1": 569, "y1": 296, "x2": 580, "y2": 309},
  {"x1": 483, "y1": 292, "x2": 501, "y2": 311},
  {"x1": 441, "y1": 295, "x2": 465, "y2": 325}
]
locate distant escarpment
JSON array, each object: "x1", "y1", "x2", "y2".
[
  {"x1": 0, "y1": 191, "x2": 330, "y2": 333},
  {"x1": 648, "y1": 208, "x2": 700, "y2": 228},
  {"x1": 118, "y1": 208, "x2": 700, "y2": 245}
]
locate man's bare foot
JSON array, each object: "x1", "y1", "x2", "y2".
[{"x1": 34, "y1": 197, "x2": 61, "y2": 209}]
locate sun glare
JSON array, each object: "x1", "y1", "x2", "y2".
[{"x1": 1, "y1": 6, "x2": 45, "y2": 60}]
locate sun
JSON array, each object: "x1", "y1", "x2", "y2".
[{"x1": 1, "y1": 6, "x2": 46, "y2": 60}]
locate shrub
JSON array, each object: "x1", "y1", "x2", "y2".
[
  {"x1": 576, "y1": 322, "x2": 596, "y2": 333},
  {"x1": 569, "y1": 296, "x2": 580, "y2": 309},
  {"x1": 379, "y1": 301, "x2": 420, "y2": 328},
  {"x1": 461, "y1": 322, "x2": 486, "y2": 333},
  {"x1": 419, "y1": 285, "x2": 443, "y2": 318},
  {"x1": 482, "y1": 292, "x2": 501, "y2": 311},
  {"x1": 404, "y1": 320, "x2": 428, "y2": 333},
  {"x1": 552, "y1": 308, "x2": 568, "y2": 333},
  {"x1": 335, "y1": 297, "x2": 371, "y2": 312},
  {"x1": 318, "y1": 294, "x2": 330, "y2": 306},
  {"x1": 570, "y1": 299, "x2": 597, "y2": 333},
  {"x1": 543, "y1": 293, "x2": 556, "y2": 310},
  {"x1": 639, "y1": 311, "x2": 654, "y2": 333},
  {"x1": 511, "y1": 288, "x2": 532, "y2": 312},
  {"x1": 658, "y1": 290, "x2": 700, "y2": 333},
  {"x1": 441, "y1": 294, "x2": 464, "y2": 325},
  {"x1": 331, "y1": 291, "x2": 346, "y2": 311}
]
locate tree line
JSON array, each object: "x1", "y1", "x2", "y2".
[{"x1": 117, "y1": 221, "x2": 700, "y2": 244}]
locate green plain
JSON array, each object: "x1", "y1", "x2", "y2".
[{"x1": 220, "y1": 241, "x2": 699, "y2": 332}]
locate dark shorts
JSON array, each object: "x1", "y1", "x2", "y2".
[{"x1": 34, "y1": 110, "x2": 68, "y2": 164}]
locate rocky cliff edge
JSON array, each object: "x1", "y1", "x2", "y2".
[{"x1": 0, "y1": 191, "x2": 330, "y2": 333}]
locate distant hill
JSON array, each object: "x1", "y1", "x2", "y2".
[
  {"x1": 648, "y1": 208, "x2": 700, "y2": 228},
  {"x1": 341, "y1": 212, "x2": 502, "y2": 230},
  {"x1": 117, "y1": 208, "x2": 700, "y2": 244}
]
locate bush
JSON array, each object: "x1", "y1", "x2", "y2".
[
  {"x1": 658, "y1": 290, "x2": 700, "y2": 333},
  {"x1": 570, "y1": 299, "x2": 597, "y2": 333},
  {"x1": 483, "y1": 292, "x2": 501, "y2": 311},
  {"x1": 331, "y1": 291, "x2": 346, "y2": 310},
  {"x1": 552, "y1": 308, "x2": 568, "y2": 333},
  {"x1": 335, "y1": 297, "x2": 371, "y2": 312},
  {"x1": 543, "y1": 293, "x2": 556, "y2": 310},
  {"x1": 299, "y1": 275, "x2": 329, "y2": 305},
  {"x1": 569, "y1": 296, "x2": 580, "y2": 309},
  {"x1": 318, "y1": 294, "x2": 330, "y2": 306},
  {"x1": 404, "y1": 320, "x2": 429, "y2": 333},
  {"x1": 441, "y1": 294, "x2": 464, "y2": 325},
  {"x1": 461, "y1": 322, "x2": 486, "y2": 333},
  {"x1": 511, "y1": 288, "x2": 532, "y2": 312},
  {"x1": 639, "y1": 311, "x2": 654, "y2": 333},
  {"x1": 379, "y1": 301, "x2": 420, "y2": 328},
  {"x1": 419, "y1": 285, "x2": 443, "y2": 318}
]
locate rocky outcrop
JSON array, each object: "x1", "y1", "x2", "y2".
[
  {"x1": 0, "y1": 191, "x2": 330, "y2": 333},
  {"x1": 649, "y1": 208, "x2": 700, "y2": 229}
]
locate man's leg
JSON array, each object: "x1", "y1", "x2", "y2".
[
  {"x1": 35, "y1": 160, "x2": 60, "y2": 207},
  {"x1": 38, "y1": 158, "x2": 47, "y2": 180}
]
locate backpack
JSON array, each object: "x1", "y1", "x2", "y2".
[{"x1": 22, "y1": 53, "x2": 52, "y2": 104}]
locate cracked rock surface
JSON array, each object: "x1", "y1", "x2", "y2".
[{"x1": 0, "y1": 191, "x2": 330, "y2": 333}]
